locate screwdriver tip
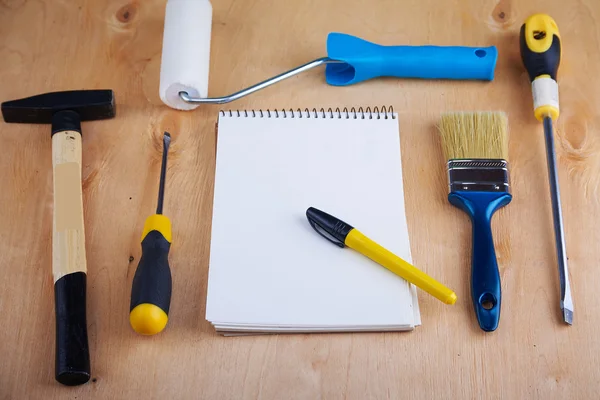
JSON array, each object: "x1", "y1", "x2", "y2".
[{"x1": 563, "y1": 308, "x2": 573, "y2": 325}]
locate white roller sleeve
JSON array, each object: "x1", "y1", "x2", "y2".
[
  {"x1": 532, "y1": 77, "x2": 559, "y2": 113},
  {"x1": 159, "y1": 0, "x2": 213, "y2": 110}
]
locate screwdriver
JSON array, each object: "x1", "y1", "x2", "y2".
[
  {"x1": 520, "y1": 14, "x2": 573, "y2": 324},
  {"x1": 130, "y1": 132, "x2": 173, "y2": 335}
]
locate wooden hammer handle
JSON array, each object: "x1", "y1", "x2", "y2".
[{"x1": 51, "y1": 130, "x2": 90, "y2": 386}]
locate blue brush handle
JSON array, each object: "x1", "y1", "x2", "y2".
[
  {"x1": 326, "y1": 33, "x2": 497, "y2": 85},
  {"x1": 449, "y1": 191, "x2": 512, "y2": 332}
]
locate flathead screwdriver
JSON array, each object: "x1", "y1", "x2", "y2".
[
  {"x1": 130, "y1": 132, "x2": 173, "y2": 334},
  {"x1": 520, "y1": 14, "x2": 573, "y2": 324}
]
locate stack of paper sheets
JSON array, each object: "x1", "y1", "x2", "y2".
[{"x1": 206, "y1": 110, "x2": 420, "y2": 335}]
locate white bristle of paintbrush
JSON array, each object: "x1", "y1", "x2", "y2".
[{"x1": 438, "y1": 112, "x2": 509, "y2": 161}]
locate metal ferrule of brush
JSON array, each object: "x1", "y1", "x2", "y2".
[{"x1": 447, "y1": 159, "x2": 510, "y2": 193}]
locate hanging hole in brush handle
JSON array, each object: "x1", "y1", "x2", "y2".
[
  {"x1": 480, "y1": 293, "x2": 497, "y2": 310},
  {"x1": 325, "y1": 33, "x2": 498, "y2": 85},
  {"x1": 448, "y1": 191, "x2": 512, "y2": 332}
]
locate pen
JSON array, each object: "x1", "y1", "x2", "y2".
[{"x1": 306, "y1": 207, "x2": 457, "y2": 305}]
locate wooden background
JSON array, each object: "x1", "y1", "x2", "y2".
[{"x1": 1, "y1": 0, "x2": 599, "y2": 398}]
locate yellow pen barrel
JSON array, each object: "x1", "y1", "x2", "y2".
[{"x1": 345, "y1": 229, "x2": 457, "y2": 305}]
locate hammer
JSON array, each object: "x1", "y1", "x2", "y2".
[{"x1": 2, "y1": 90, "x2": 115, "y2": 386}]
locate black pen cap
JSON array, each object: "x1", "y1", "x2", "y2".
[{"x1": 306, "y1": 207, "x2": 354, "y2": 248}]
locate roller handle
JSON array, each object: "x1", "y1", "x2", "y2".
[
  {"x1": 326, "y1": 33, "x2": 497, "y2": 85},
  {"x1": 129, "y1": 215, "x2": 172, "y2": 335},
  {"x1": 449, "y1": 191, "x2": 512, "y2": 332}
]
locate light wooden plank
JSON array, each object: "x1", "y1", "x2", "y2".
[{"x1": 0, "y1": 0, "x2": 598, "y2": 398}]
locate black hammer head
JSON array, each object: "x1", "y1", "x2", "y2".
[
  {"x1": 1, "y1": 90, "x2": 115, "y2": 125},
  {"x1": 2, "y1": 90, "x2": 115, "y2": 135}
]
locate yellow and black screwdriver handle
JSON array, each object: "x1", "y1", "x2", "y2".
[
  {"x1": 129, "y1": 214, "x2": 172, "y2": 335},
  {"x1": 520, "y1": 14, "x2": 561, "y2": 121}
]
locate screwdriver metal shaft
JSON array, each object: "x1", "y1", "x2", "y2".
[
  {"x1": 156, "y1": 132, "x2": 171, "y2": 215},
  {"x1": 542, "y1": 117, "x2": 573, "y2": 324}
]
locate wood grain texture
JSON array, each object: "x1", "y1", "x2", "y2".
[{"x1": 1, "y1": 0, "x2": 599, "y2": 398}]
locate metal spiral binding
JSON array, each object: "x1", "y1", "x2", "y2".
[{"x1": 218, "y1": 106, "x2": 395, "y2": 119}]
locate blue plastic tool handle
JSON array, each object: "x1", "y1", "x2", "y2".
[
  {"x1": 448, "y1": 191, "x2": 512, "y2": 332},
  {"x1": 325, "y1": 33, "x2": 497, "y2": 85}
]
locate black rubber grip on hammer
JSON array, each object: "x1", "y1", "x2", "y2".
[{"x1": 54, "y1": 271, "x2": 90, "y2": 386}]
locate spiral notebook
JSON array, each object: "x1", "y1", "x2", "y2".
[{"x1": 206, "y1": 108, "x2": 420, "y2": 335}]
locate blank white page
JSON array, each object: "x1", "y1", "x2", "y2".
[{"x1": 206, "y1": 110, "x2": 419, "y2": 329}]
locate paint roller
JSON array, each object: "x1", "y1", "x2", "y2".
[{"x1": 159, "y1": 0, "x2": 498, "y2": 111}]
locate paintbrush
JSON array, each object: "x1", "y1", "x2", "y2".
[{"x1": 438, "y1": 111, "x2": 511, "y2": 332}]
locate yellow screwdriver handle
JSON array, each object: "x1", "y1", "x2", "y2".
[
  {"x1": 520, "y1": 14, "x2": 561, "y2": 121},
  {"x1": 129, "y1": 214, "x2": 172, "y2": 335}
]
